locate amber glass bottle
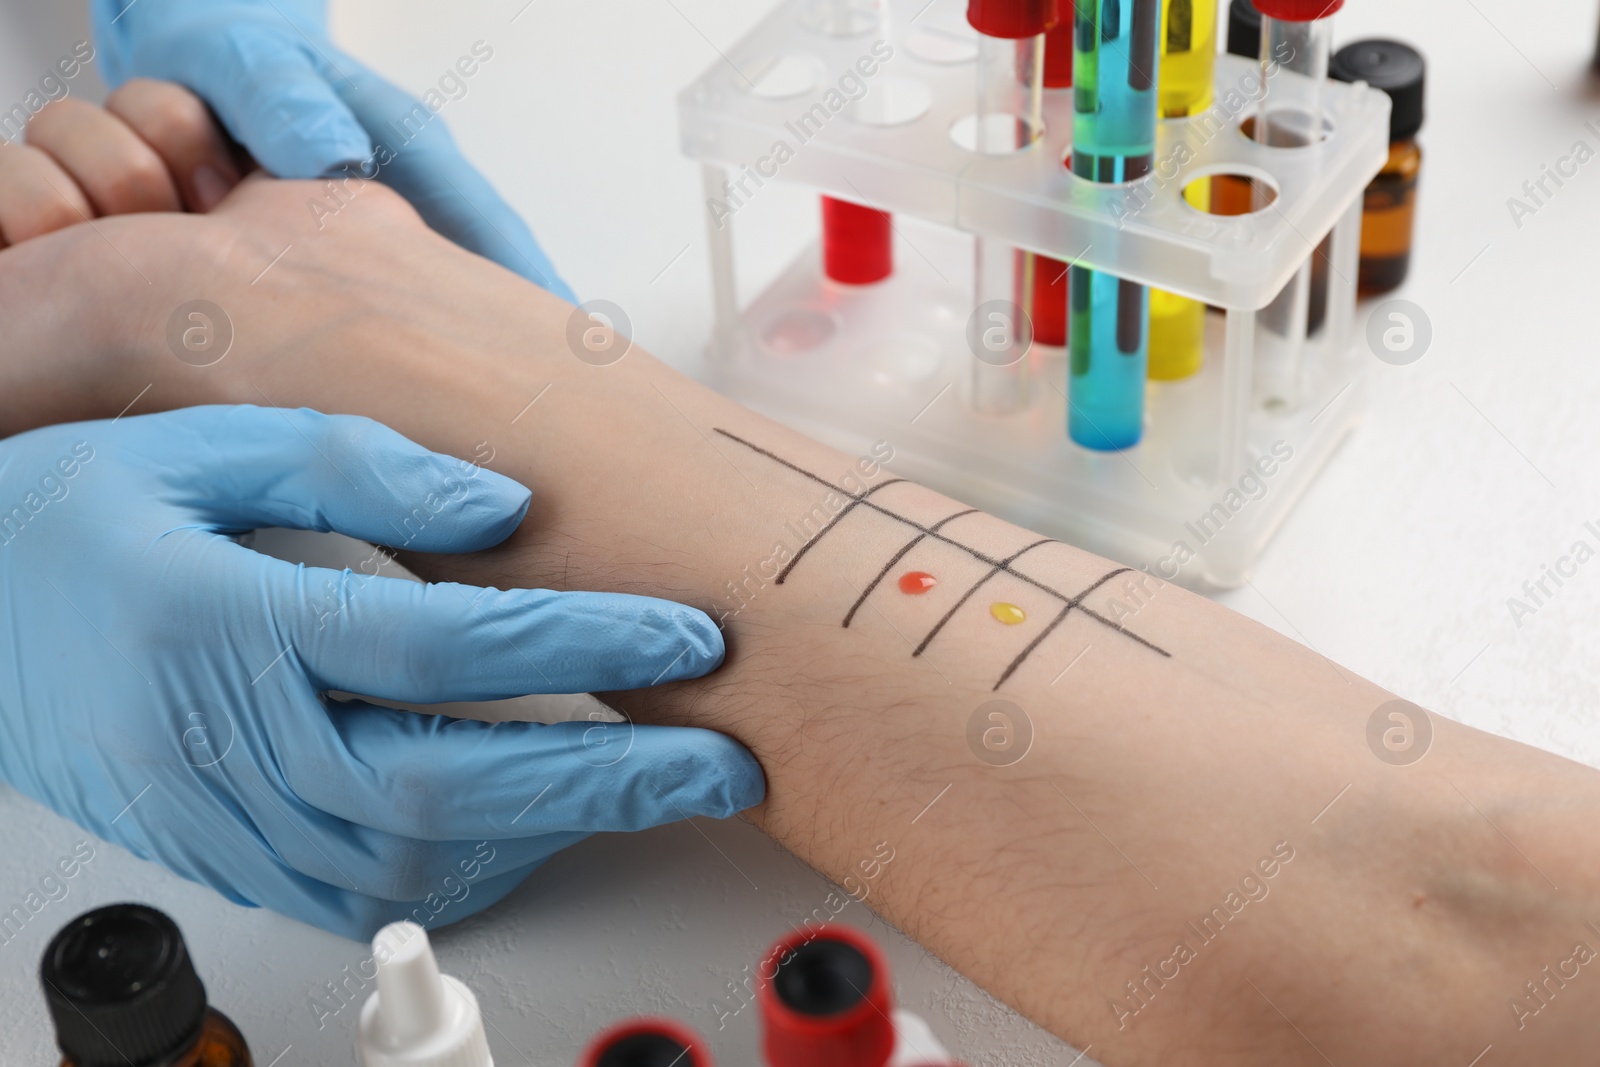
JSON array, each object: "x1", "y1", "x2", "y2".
[
  {"x1": 1331, "y1": 39, "x2": 1426, "y2": 294},
  {"x1": 41, "y1": 904, "x2": 254, "y2": 1067}
]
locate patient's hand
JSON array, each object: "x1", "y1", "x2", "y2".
[{"x1": 0, "y1": 81, "x2": 566, "y2": 436}]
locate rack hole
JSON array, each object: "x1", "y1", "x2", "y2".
[
  {"x1": 1237, "y1": 112, "x2": 1334, "y2": 147},
  {"x1": 1182, "y1": 170, "x2": 1279, "y2": 217},
  {"x1": 950, "y1": 113, "x2": 1040, "y2": 155},
  {"x1": 799, "y1": 0, "x2": 882, "y2": 36},
  {"x1": 847, "y1": 76, "x2": 932, "y2": 126},
  {"x1": 761, "y1": 307, "x2": 838, "y2": 354},
  {"x1": 748, "y1": 55, "x2": 821, "y2": 99},
  {"x1": 906, "y1": 25, "x2": 979, "y2": 64}
]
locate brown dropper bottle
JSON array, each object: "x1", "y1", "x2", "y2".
[
  {"x1": 1331, "y1": 39, "x2": 1426, "y2": 294},
  {"x1": 40, "y1": 903, "x2": 253, "y2": 1067}
]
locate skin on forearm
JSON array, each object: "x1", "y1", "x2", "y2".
[{"x1": 6, "y1": 181, "x2": 1600, "y2": 1064}]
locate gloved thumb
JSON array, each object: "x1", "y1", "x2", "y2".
[{"x1": 97, "y1": 14, "x2": 374, "y2": 180}]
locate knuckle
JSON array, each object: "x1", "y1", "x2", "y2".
[
  {"x1": 112, "y1": 80, "x2": 215, "y2": 148},
  {"x1": 99, "y1": 152, "x2": 175, "y2": 211}
]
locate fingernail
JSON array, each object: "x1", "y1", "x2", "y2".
[{"x1": 191, "y1": 165, "x2": 230, "y2": 212}]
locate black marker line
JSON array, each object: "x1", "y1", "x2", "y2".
[
  {"x1": 775, "y1": 478, "x2": 907, "y2": 584},
  {"x1": 992, "y1": 567, "x2": 1131, "y2": 690},
  {"x1": 912, "y1": 539, "x2": 1055, "y2": 657},
  {"x1": 842, "y1": 508, "x2": 979, "y2": 628},
  {"x1": 712, "y1": 429, "x2": 1169, "y2": 657}
]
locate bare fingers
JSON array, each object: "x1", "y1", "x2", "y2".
[
  {"x1": 0, "y1": 80, "x2": 243, "y2": 248},
  {"x1": 24, "y1": 96, "x2": 182, "y2": 216},
  {"x1": 105, "y1": 79, "x2": 243, "y2": 212}
]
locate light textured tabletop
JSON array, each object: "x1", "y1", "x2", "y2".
[{"x1": 2, "y1": 1, "x2": 1598, "y2": 1064}]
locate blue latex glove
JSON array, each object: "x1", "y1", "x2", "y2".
[
  {"x1": 0, "y1": 406, "x2": 761, "y2": 938},
  {"x1": 89, "y1": 0, "x2": 576, "y2": 301}
]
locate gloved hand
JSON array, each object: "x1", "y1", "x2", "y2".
[
  {"x1": 89, "y1": 0, "x2": 576, "y2": 300},
  {"x1": 0, "y1": 405, "x2": 761, "y2": 938}
]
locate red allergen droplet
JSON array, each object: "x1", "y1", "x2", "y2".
[{"x1": 898, "y1": 571, "x2": 937, "y2": 594}]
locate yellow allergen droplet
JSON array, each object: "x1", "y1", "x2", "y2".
[{"x1": 990, "y1": 602, "x2": 1027, "y2": 625}]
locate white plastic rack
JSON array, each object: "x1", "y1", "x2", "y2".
[{"x1": 679, "y1": 0, "x2": 1391, "y2": 587}]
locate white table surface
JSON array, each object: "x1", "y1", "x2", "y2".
[{"x1": 3, "y1": 0, "x2": 1600, "y2": 1064}]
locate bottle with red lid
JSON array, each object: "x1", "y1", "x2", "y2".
[
  {"x1": 578, "y1": 1017, "x2": 714, "y2": 1067},
  {"x1": 758, "y1": 924, "x2": 964, "y2": 1067}
]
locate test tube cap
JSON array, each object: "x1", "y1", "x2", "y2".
[
  {"x1": 1330, "y1": 39, "x2": 1425, "y2": 142},
  {"x1": 1251, "y1": 0, "x2": 1343, "y2": 21},
  {"x1": 966, "y1": 0, "x2": 1052, "y2": 39},
  {"x1": 359, "y1": 922, "x2": 493, "y2": 1067},
  {"x1": 578, "y1": 1017, "x2": 713, "y2": 1067},
  {"x1": 759, "y1": 924, "x2": 896, "y2": 1067},
  {"x1": 41, "y1": 904, "x2": 210, "y2": 1067}
]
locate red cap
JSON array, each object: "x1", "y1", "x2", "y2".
[
  {"x1": 967, "y1": 0, "x2": 1052, "y2": 39},
  {"x1": 759, "y1": 925, "x2": 895, "y2": 1067},
  {"x1": 578, "y1": 1017, "x2": 713, "y2": 1067},
  {"x1": 1252, "y1": 0, "x2": 1344, "y2": 20}
]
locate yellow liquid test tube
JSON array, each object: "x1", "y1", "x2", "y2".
[{"x1": 1148, "y1": 0, "x2": 1217, "y2": 382}]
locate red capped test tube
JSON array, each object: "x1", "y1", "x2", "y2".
[
  {"x1": 966, "y1": 0, "x2": 1050, "y2": 413},
  {"x1": 579, "y1": 1017, "x2": 714, "y2": 1067},
  {"x1": 1249, "y1": 0, "x2": 1343, "y2": 409},
  {"x1": 759, "y1": 925, "x2": 895, "y2": 1067}
]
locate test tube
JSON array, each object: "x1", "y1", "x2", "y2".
[
  {"x1": 1068, "y1": 0, "x2": 1160, "y2": 450},
  {"x1": 579, "y1": 1018, "x2": 714, "y2": 1067},
  {"x1": 1031, "y1": 0, "x2": 1073, "y2": 350},
  {"x1": 966, "y1": 0, "x2": 1050, "y2": 414},
  {"x1": 1250, "y1": 0, "x2": 1340, "y2": 409},
  {"x1": 1147, "y1": 0, "x2": 1218, "y2": 382},
  {"x1": 822, "y1": 197, "x2": 893, "y2": 284},
  {"x1": 814, "y1": 1, "x2": 893, "y2": 286},
  {"x1": 758, "y1": 925, "x2": 895, "y2": 1067}
]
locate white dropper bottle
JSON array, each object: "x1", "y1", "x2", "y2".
[{"x1": 358, "y1": 921, "x2": 494, "y2": 1067}]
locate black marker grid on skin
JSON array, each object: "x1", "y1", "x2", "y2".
[{"x1": 714, "y1": 429, "x2": 1170, "y2": 690}]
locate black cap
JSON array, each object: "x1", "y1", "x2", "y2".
[
  {"x1": 1331, "y1": 38, "x2": 1426, "y2": 141},
  {"x1": 40, "y1": 904, "x2": 209, "y2": 1067},
  {"x1": 773, "y1": 938, "x2": 874, "y2": 1016},
  {"x1": 1227, "y1": 0, "x2": 1263, "y2": 59}
]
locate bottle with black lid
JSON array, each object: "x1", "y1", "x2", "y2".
[
  {"x1": 1331, "y1": 38, "x2": 1426, "y2": 293},
  {"x1": 40, "y1": 903, "x2": 253, "y2": 1067}
]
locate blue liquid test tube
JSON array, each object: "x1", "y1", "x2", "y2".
[{"x1": 1068, "y1": 0, "x2": 1160, "y2": 451}]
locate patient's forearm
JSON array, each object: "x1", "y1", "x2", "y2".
[
  {"x1": 8, "y1": 185, "x2": 1599, "y2": 1064},
  {"x1": 120, "y1": 262, "x2": 1597, "y2": 1066}
]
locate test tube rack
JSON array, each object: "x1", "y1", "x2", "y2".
[{"x1": 679, "y1": 0, "x2": 1391, "y2": 588}]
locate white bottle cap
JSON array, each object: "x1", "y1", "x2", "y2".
[{"x1": 358, "y1": 922, "x2": 494, "y2": 1067}]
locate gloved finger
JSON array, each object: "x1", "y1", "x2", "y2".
[
  {"x1": 190, "y1": 811, "x2": 546, "y2": 940},
  {"x1": 328, "y1": 64, "x2": 575, "y2": 300},
  {"x1": 253, "y1": 807, "x2": 585, "y2": 904},
  {"x1": 279, "y1": 700, "x2": 765, "y2": 841},
  {"x1": 133, "y1": 405, "x2": 531, "y2": 554},
  {"x1": 24, "y1": 98, "x2": 182, "y2": 215},
  {"x1": 105, "y1": 78, "x2": 243, "y2": 212},
  {"x1": 296, "y1": 859, "x2": 545, "y2": 942},
  {"x1": 116, "y1": 19, "x2": 373, "y2": 181},
  {"x1": 249, "y1": 565, "x2": 727, "y2": 697},
  {"x1": 0, "y1": 144, "x2": 94, "y2": 245}
]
